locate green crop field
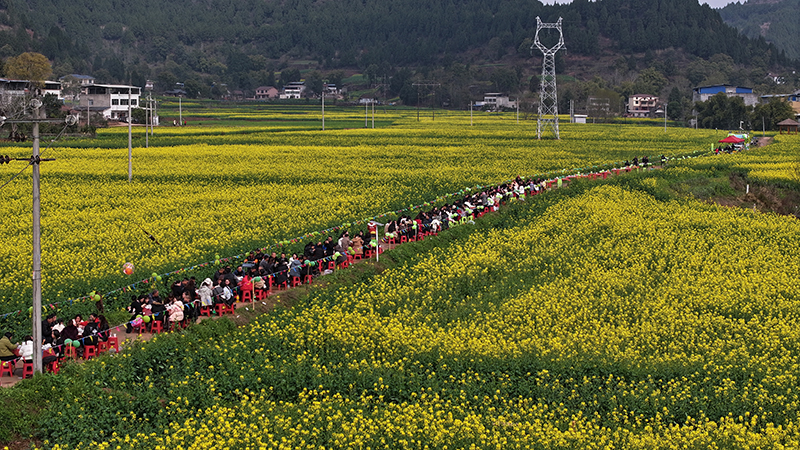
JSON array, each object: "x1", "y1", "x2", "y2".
[
  {"x1": 1, "y1": 103, "x2": 799, "y2": 449},
  {"x1": 0, "y1": 104, "x2": 719, "y2": 334}
]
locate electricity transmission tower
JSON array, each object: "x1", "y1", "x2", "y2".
[
  {"x1": 532, "y1": 16, "x2": 564, "y2": 139},
  {"x1": 412, "y1": 82, "x2": 441, "y2": 121}
]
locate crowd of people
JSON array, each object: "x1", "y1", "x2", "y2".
[
  {"x1": 3, "y1": 161, "x2": 673, "y2": 379},
  {"x1": 0, "y1": 312, "x2": 112, "y2": 375}
]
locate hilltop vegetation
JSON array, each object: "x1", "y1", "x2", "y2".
[
  {"x1": 720, "y1": 0, "x2": 800, "y2": 63},
  {"x1": 0, "y1": 0, "x2": 793, "y2": 105}
]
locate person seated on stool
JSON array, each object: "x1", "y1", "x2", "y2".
[
  {"x1": 0, "y1": 331, "x2": 19, "y2": 362},
  {"x1": 18, "y1": 336, "x2": 33, "y2": 362}
]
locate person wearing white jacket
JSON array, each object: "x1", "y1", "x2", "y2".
[
  {"x1": 18, "y1": 336, "x2": 34, "y2": 362},
  {"x1": 197, "y1": 278, "x2": 214, "y2": 307}
]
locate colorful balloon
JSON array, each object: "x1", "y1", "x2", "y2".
[{"x1": 123, "y1": 262, "x2": 135, "y2": 275}]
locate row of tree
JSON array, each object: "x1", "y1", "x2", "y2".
[
  {"x1": 0, "y1": 0, "x2": 792, "y2": 94},
  {"x1": 695, "y1": 94, "x2": 795, "y2": 131}
]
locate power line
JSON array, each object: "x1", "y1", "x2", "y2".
[{"x1": 0, "y1": 115, "x2": 75, "y2": 193}]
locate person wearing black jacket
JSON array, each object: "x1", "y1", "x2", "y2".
[
  {"x1": 42, "y1": 313, "x2": 56, "y2": 340},
  {"x1": 313, "y1": 242, "x2": 325, "y2": 261},
  {"x1": 83, "y1": 313, "x2": 100, "y2": 347},
  {"x1": 150, "y1": 291, "x2": 167, "y2": 325},
  {"x1": 273, "y1": 262, "x2": 289, "y2": 286},
  {"x1": 125, "y1": 295, "x2": 143, "y2": 333},
  {"x1": 171, "y1": 280, "x2": 184, "y2": 299},
  {"x1": 323, "y1": 237, "x2": 335, "y2": 256}
]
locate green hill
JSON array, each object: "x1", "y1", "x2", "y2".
[
  {"x1": 0, "y1": 0, "x2": 793, "y2": 103},
  {"x1": 720, "y1": 0, "x2": 800, "y2": 62}
]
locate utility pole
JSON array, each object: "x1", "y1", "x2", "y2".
[
  {"x1": 412, "y1": 82, "x2": 441, "y2": 121},
  {"x1": 371, "y1": 82, "x2": 387, "y2": 129},
  {"x1": 128, "y1": 86, "x2": 132, "y2": 182},
  {"x1": 570, "y1": 100, "x2": 574, "y2": 123},
  {"x1": 179, "y1": 96, "x2": 182, "y2": 126},
  {"x1": 31, "y1": 102, "x2": 43, "y2": 376},
  {"x1": 322, "y1": 89, "x2": 325, "y2": 131},
  {"x1": 2, "y1": 101, "x2": 74, "y2": 375},
  {"x1": 145, "y1": 93, "x2": 149, "y2": 148}
]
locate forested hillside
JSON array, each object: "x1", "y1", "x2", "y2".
[
  {"x1": 720, "y1": 0, "x2": 800, "y2": 62},
  {"x1": 0, "y1": 0, "x2": 794, "y2": 110}
]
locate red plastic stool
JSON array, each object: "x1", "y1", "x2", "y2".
[
  {"x1": 338, "y1": 259, "x2": 350, "y2": 269},
  {"x1": 400, "y1": 235, "x2": 408, "y2": 244},
  {"x1": 199, "y1": 306, "x2": 212, "y2": 317},
  {"x1": 277, "y1": 281, "x2": 287, "y2": 290},
  {"x1": 46, "y1": 360, "x2": 59, "y2": 374},
  {"x1": 107, "y1": 336, "x2": 119, "y2": 353},
  {"x1": 291, "y1": 276, "x2": 302, "y2": 287},
  {"x1": 327, "y1": 261, "x2": 336, "y2": 271},
  {"x1": 98, "y1": 341, "x2": 109, "y2": 353},
  {"x1": 387, "y1": 237, "x2": 396, "y2": 245},
  {"x1": 215, "y1": 304, "x2": 226, "y2": 316},
  {"x1": 64, "y1": 346, "x2": 77, "y2": 359},
  {"x1": 151, "y1": 321, "x2": 165, "y2": 334},
  {"x1": 352, "y1": 253, "x2": 363, "y2": 260},
  {"x1": 134, "y1": 321, "x2": 147, "y2": 334},
  {"x1": 304, "y1": 274, "x2": 313, "y2": 285},
  {"x1": 22, "y1": 361, "x2": 34, "y2": 379},
  {"x1": 256, "y1": 289, "x2": 269, "y2": 300},
  {"x1": 241, "y1": 289, "x2": 253, "y2": 302},
  {"x1": 84, "y1": 345, "x2": 98, "y2": 360},
  {"x1": 0, "y1": 360, "x2": 14, "y2": 377},
  {"x1": 225, "y1": 303, "x2": 236, "y2": 315}
]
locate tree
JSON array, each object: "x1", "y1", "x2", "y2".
[
  {"x1": 278, "y1": 68, "x2": 301, "y2": 88},
  {"x1": 751, "y1": 99, "x2": 795, "y2": 131},
  {"x1": 326, "y1": 70, "x2": 344, "y2": 89},
  {"x1": 4, "y1": 52, "x2": 52, "y2": 86},
  {"x1": 490, "y1": 67, "x2": 519, "y2": 93},
  {"x1": 305, "y1": 70, "x2": 323, "y2": 96},
  {"x1": 633, "y1": 67, "x2": 667, "y2": 96},
  {"x1": 667, "y1": 87, "x2": 684, "y2": 120},
  {"x1": 364, "y1": 64, "x2": 380, "y2": 86},
  {"x1": 695, "y1": 93, "x2": 750, "y2": 129},
  {"x1": 130, "y1": 107, "x2": 146, "y2": 124},
  {"x1": 60, "y1": 75, "x2": 82, "y2": 105}
]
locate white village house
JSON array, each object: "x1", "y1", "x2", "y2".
[
  {"x1": 483, "y1": 93, "x2": 516, "y2": 110},
  {"x1": 80, "y1": 84, "x2": 141, "y2": 121}
]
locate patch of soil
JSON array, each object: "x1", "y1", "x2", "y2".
[
  {"x1": 716, "y1": 172, "x2": 800, "y2": 218},
  {"x1": 754, "y1": 136, "x2": 774, "y2": 147}
]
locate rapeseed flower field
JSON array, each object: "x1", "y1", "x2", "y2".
[
  {"x1": 35, "y1": 167, "x2": 800, "y2": 448},
  {"x1": 0, "y1": 107, "x2": 718, "y2": 331},
  {"x1": 3, "y1": 105, "x2": 799, "y2": 448}
]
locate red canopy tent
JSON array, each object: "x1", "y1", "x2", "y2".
[{"x1": 718, "y1": 135, "x2": 745, "y2": 144}]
